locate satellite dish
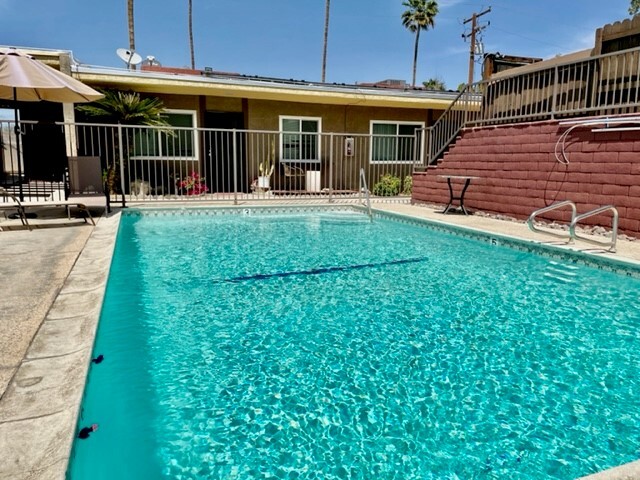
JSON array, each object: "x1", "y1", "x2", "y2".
[{"x1": 116, "y1": 48, "x2": 143, "y2": 68}]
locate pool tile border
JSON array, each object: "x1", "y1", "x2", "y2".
[{"x1": 122, "y1": 204, "x2": 357, "y2": 218}]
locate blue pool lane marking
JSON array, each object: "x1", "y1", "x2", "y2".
[{"x1": 217, "y1": 256, "x2": 430, "y2": 283}]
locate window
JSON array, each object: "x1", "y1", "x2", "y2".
[
  {"x1": 280, "y1": 116, "x2": 321, "y2": 164},
  {"x1": 370, "y1": 121, "x2": 424, "y2": 163},
  {"x1": 131, "y1": 110, "x2": 198, "y2": 160}
]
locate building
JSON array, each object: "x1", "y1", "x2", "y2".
[
  {"x1": 481, "y1": 53, "x2": 542, "y2": 81},
  {"x1": 0, "y1": 46, "x2": 458, "y2": 198}
]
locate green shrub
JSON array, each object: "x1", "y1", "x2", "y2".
[
  {"x1": 402, "y1": 175, "x2": 413, "y2": 195},
  {"x1": 372, "y1": 174, "x2": 401, "y2": 196}
]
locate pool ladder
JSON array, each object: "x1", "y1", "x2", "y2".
[
  {"x1": 359, "y1": 168, "x2": 373, "y2": 221},
  {"x1": 527, "y1": 201, "x2": 618, "y2": 252}
]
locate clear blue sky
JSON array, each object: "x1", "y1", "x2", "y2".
[{"x1": 1, "y1": 0, "x2": 633, "y2": 89}]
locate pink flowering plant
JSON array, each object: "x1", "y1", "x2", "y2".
[{"x1": 178, "y1": 171, "x2": 209, "y2": 195}]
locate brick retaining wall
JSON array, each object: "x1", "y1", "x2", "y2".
[{"x1": 412, "y1": 119, "x2": 640, "y2": 236}]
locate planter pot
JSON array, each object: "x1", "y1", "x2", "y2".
[
  {"x1": 305, "y1": 170, "x2": 321, "y2": 192},
  {"x1": 257, "y1": 176, "x2": 271, "y2": 190}
]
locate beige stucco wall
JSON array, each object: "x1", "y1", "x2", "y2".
[
  {"x1": 154, "y1": 94, "x2": 200, "y2": 111},
  {"x1": 246, "y1": 99, "x2": 438, "y2": 133},
  {"x1": 144, "y1": 94, "x2": 244, "y2": 127},
  {"x1": 79, "y1": 87, "x2": 443, "y2": 133},
  {"x1": 145, "y1": 93, "x2": 444, "y2": 132},
  {"x1": 204, "y1": 96, "x2": 244, "y2": 113}
]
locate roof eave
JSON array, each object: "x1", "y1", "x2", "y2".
[{"x1": 74, "y1": 68, "x2": 455, "y2": 109}]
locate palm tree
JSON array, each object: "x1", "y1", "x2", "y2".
[
  {"x1": 188, "y1": 0, "x2": 195, "y2": 69},
  {"x1": 631, "y1": 0, "x2": 640, "y2": 15},
  {"x1": 321, "y1": 0, "x2": 330, "y2": 82},
  {"x1": 401, "y1": 0, "x2": 439, "y2": 87},
  {"x1": 422, "y1": 77, "x2": 446, "y2": 91},
  {"x1": 77, "y1": 90, "x2": 171, "y2": 194},
  {"x1": 127, "y1": 0, "x2": 136, "y2": 69}
]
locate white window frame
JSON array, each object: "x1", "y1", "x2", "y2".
[
  {"x1": 279, "y1": 115, "x2": 322, "y2": 165},
  {"x1": 131, "y1": 109, "x2": 199, "y2": 161},
  {"x1": 369, "y1": 120, "x2": 425, "y2": 164}
]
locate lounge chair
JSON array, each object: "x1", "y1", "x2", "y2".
[
  {"x1": 0, "y1": 187, "x2": 95, "y2": 230},
  {"x1": 0, "y1": 188, "x2": 30, "y2": 230}
]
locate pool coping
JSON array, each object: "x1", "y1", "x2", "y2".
[
  {"x1": 0, "y1": 212, "x2": 120, "y2": 480},
  {"x1": 3, "y1": 203, "x2": 640, "y2": 480}
]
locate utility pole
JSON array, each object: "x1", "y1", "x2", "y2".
[
  {"x1": 321, "y1": 0, "x2": 331, "y2": 83},
  {"x1": 462, "y1": 7, "x2": 491, "y2": 86}
]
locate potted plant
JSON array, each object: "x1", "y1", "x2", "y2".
[
  {"x1": 177, "y1": 171, "x2": 209, "y2": 195},
  {"x1": 257, "y1": 139, "x2": 275, "y2": 191}
]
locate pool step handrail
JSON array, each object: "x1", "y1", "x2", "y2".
[
  {"x1": 359, "y1": 168, "x2": 372, "y2": 221},
  {"x1": 527, "y1": 200, "x2": 577, "y2": 242},
  {"x1": 569, "y1": 205, "x2": 618, "y2": 253}
]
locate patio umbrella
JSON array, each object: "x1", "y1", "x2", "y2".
[{"x1": 0, "y1": 47, "x2": 103, "y2": 199}]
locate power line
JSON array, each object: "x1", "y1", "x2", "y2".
[{"x1": 490, "y1": 26, "x2": 567, "y2": 50}]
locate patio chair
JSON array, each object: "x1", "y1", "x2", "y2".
[{"x1": 282, "y1": 163, "x2": 305, "y2": 191}]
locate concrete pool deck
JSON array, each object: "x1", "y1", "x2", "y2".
[{"x1": 0, "y1": 200, "x2": 639, "y2": 480}]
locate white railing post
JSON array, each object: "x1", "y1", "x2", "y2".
[
  {"x1": 328, "y1": 133, "x2": 334, "y2": 203},
  {"x1": 232, "y1": 129, "x2": 238, "y2": 205},
  {"x1": 551, "y1": 65, "x2": 559, "y2": 119},
  {"x1": 117, "y1": 123, "x2": 127, "y2": 207},
  {"x1": 427, "y1": 127, "x2": 433, "y2": 167},
  {"x1": 413, "y1": 128, "x2": 421, "y2": 170}
]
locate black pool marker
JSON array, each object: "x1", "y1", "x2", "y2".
[
  {"x1": 91, "y1": 354, "x2": 104, "y2": 364},
  {"x1": 78, "y1": 423, "x2": 99, "y2": 439}
]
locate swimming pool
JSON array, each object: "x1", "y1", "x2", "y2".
[{"x1": 68, "y1": 207, "x2": 640, "y2": 479}]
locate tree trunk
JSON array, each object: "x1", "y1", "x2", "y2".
[
  {"x1": 127, "y1": 0, "x2": 136, "y2": 70},
  {"x1": 412, "y1": 28, "x2": 420, "y2": 87},
  {"x1": 189, "y1": 0, "x2": 195, "y2": 69},
  {"x1": 321, "y1": 0, "x2": 330, "y2": 82}
]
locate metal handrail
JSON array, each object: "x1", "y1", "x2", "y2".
[
  {"x1": 359, "y1": 168, "x2": 372, "y2": 221},
  {"x1": 570, "y1": 205, "x2": 619, "y2": 252},
  {"x1": 527, "y1": 200, "x2": 577, "y2": 241},
  {"x1": 426, "y1": 84, "x2": 482, "y2": 164}
]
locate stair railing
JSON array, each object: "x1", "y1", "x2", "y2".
[{"x1": 425, "y1": 83, "x2": 483, "y2": 166}]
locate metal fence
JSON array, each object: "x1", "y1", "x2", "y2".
[
  {"x1": 1, "y1": 121, "x2": 425, "y2": 204},
  {"x1": 427, "y1": 46, "x2": 640, "y2": 164},
  {"x1": 0, "y1": 120, "x2": 69, "y2": 202}
]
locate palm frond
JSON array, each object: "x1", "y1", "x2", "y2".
[
  {"x1": 401, "y1": 0, "x2": 438, "y2": 32},
  {"x1": 76, "y1": 89, "x2": 172, "y2": 128}
]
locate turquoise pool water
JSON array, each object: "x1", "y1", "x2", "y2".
[{"x1": 69, "y1": 209, "x2": 640, "y2": 479}]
